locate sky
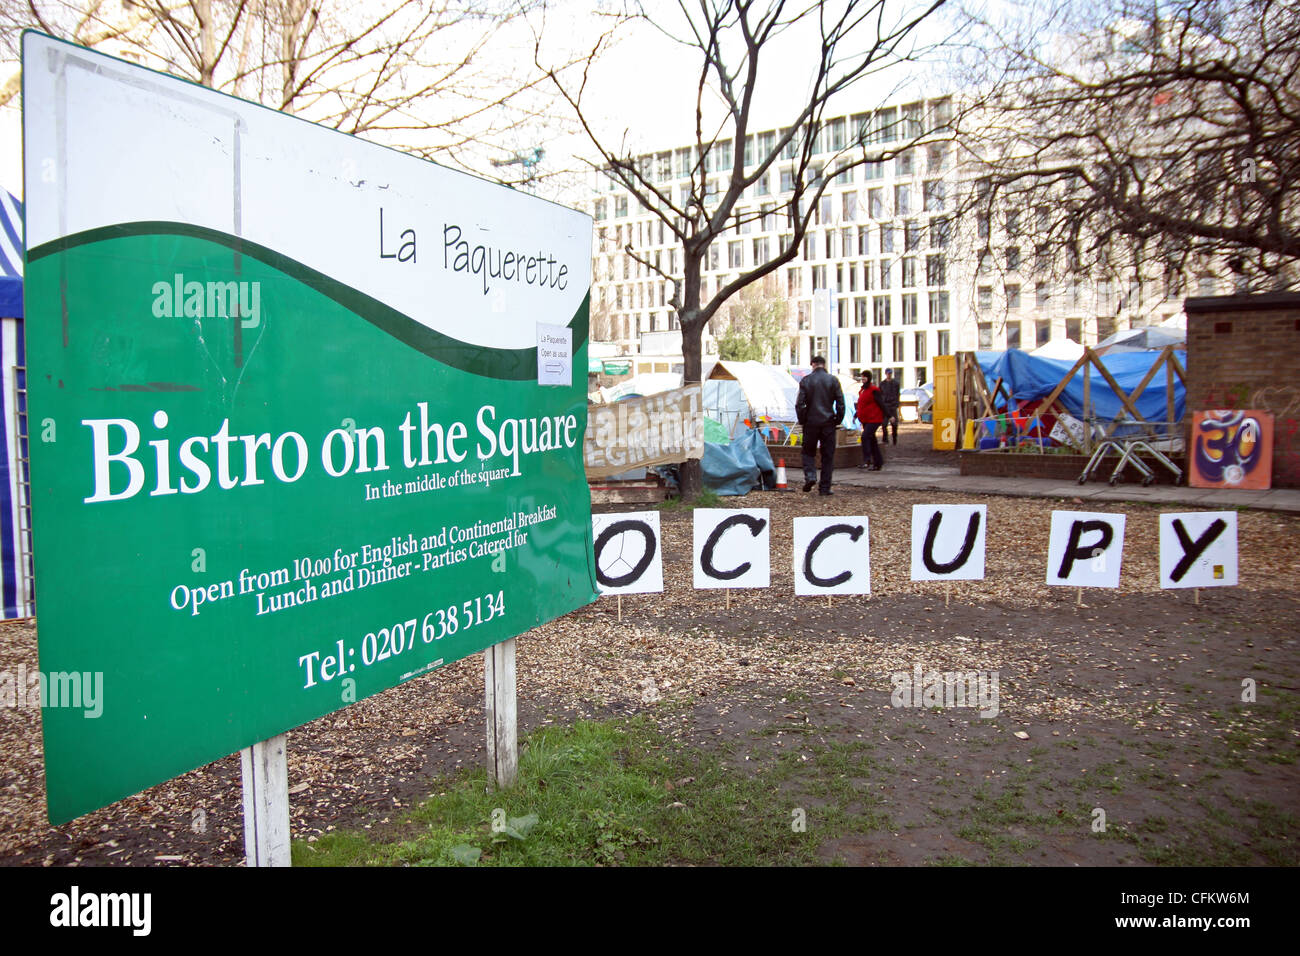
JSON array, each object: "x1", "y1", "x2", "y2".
[{"x1": 0, "y1": 0, "x2": 964, "y2": 203}]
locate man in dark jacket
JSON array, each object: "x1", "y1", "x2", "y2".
[
  {"x1": 796, "y1": 356, "x2": 845, "y2": 495},
  {"x1": 880, "y1": 368, "x2": 901, "y2": 445}
]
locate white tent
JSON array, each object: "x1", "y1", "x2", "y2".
[
  {"x1": 703, "y1": 360, "x2": 800, "y2": 437},
  {"x1": 1030, "y1": 337, "x2": 1085, "y2": 361}
]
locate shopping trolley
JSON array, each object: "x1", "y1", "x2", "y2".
[{"x1": 1077, "y1": 418, "x2": 1183, "y2": 486}]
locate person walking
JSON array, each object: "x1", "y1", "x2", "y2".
[
  {"x1": 880, "y1": 368, "x2": 901, "y2": 445},
  {"x1": 856, "y1": 370, "x2": 885, "y2": 471},
  {"x1": 796, "y1": 356, "x2": 845, "y2": 495}
]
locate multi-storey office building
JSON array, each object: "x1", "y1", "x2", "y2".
[{"x1": 582, "y1": 90, "x2": 1223, "y2": 388}]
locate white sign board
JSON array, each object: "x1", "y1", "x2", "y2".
[
  {"x1": 910, "y1": 504, "x2": 987, "y2": 581},
  {"x1": 693, "y1": 509, "x2": 770, "y2": 590},
  {"x1": 592, "y1": 512, "x2": 664, "y2": 595},
  {"x1": 793, "y1": 516, "x2": 871, "y2": 595},
  {"x1": 537, "y1": 323, "x2": 572, "y2": 386},
  {"x1": 1159, "y1": 512, "x2": 1238, "y2": 589},
  {"x1": 1046, "y1": 511, "x2": 1126, "y2": 588}
]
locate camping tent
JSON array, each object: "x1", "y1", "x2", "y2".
[
  {"x1": 703, "y1": 360, "x2": 801, "y2": 437},
  {"x1": 0, "y1": 189, "x2": 31, "y2": 618},
  {"x1": 976, "y1": 348, "x2": 1185, "y2": 433}
]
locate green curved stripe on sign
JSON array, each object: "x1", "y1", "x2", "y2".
[{"x1": 28, "y1": 221, "x2": 590, "y2": 381}]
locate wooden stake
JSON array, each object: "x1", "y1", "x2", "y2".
[
  {"x1": 485, "y1": 638, "x2": 518, "y2": 789},
  {"x1": 1076, "y1": 587, "x2": 1083, "y2": 607},
  {"x1": 726, "y1": 588, "x2": 731, "y2": 610},
  {"x1": 617, "y1": 594, "x2": 622, "y2": 622},
  {"x1": 1194, "y1": 588, "x2": 1201, "y2": 605},
  {"x1": 945, "y1": 582, "x2": 952, "y2": 607},
  {"x1": 240, "y1": 733, "x2": 291, "y2": 867}
]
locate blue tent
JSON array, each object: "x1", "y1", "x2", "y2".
[
  {"x1": 976, "y1": 347, "x2": 1185, "y2": 433},
  {"x1": 0, "y1": 189, "x2": 30, "y2": 618}
]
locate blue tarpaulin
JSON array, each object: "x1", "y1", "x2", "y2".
[
  {"x1": 0, "y1": 191, "x2": 21, "y2": 318},
  {"x1": 702, "y1": 426, "x2": 776, "y2": 495},
  {"x1": 976, "y1": 348, "x2": 1185, "y2": 428},
  {"x1": 0, "y1": 190, "x2": 29, "y2": 617}
]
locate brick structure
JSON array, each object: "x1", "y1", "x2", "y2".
[{"x1": 1184, "y1": 292, "x2": 1300, "y2": 488}]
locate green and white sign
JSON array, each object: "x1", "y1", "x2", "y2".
[{"x1": 23, "y1": 32, "x2": 597, "y2": 823}]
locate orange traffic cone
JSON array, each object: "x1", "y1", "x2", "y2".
[{"x1": 776, "y1": 458, "x2": 788, "y2": 491}]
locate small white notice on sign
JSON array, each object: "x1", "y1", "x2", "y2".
[{"x1": 537, "y1": 323, "x2": 572, "y2": 386}]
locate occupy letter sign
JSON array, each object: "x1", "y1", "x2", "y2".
[
  {"x1": 1159, "y1": 512, "x2": 1237, "y2": 589},
  {"x1": 24, "y1": 33, "x2": 596, "y2": 822},
  {"x1": 1046, "y1": 511, "x2": 1126, "y2": 588}
]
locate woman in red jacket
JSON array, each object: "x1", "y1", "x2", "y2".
[{"x1": 856, "y1": 371, "x2": 885, "y2": 470}]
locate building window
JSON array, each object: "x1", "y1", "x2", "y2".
[
  {"x1": 976, "y1": 213, "x2": 989, "y2": 240},
  {"x1": 926, "y1": 144, "x2": 946, "y2": 173},
  {"x1": 855, "y1": 297, "x2": 868, "y2": 326},
  {"x1": 593, "y1": 199, "x2": 607, "y2": 221},
  {"x1": 850, "y1": 334, "x2": 861, "y2": 363},
  {"x1": 1007, "y1": 322, "x2": 1021, "y2": 350},
  {"x1": 802, "y1": 233, "x2": 817, "y2": 260},
  {"x1": 904, "y1": 221, "x2": 922, "y2": 251},
  {"x1": 902, "y1": 257, "x2": 917, "y2": 288},
  {"x1": 871, "y1": 333, "x2": 883, "y2": 362},
  {"x1": 893, "y1": 332, "x2": 905, "y2": 362},
  {"x1": 936, "y1": 329, "x2": 950, "y2": 354},
  {"x1": 1006, "y1": 283, "x2": 1021, "y2": 310},
  {"x1": 842, "y1": 191, "x2": 857, "y2": 221},
  {"x1": 780, "y1": 168, "x2": 795, "y2": 192},
  {"x1": 869, "y1": 188, "x2": 884, "y2": 219},
  {"x1": 894, "y1": 184, "x2": 911, "y2": 216},
  {"x1": 881, "y1": 224, "x2": 895, "y2": 253},
  {"x1": 923, "y1": 179, "x2": 945, "y2": 212},
  {"x1": 864, "y1": 160, "x2": 884, "y2": 180},
  {"x1": 1067, "y1": 318, "x2": 1082, "y2": 341},
  {"x1": 902, "y1": 293, "x2": 918, "y2": 325},
  {"x1": 978, "y1": 323, "x2": 993, "y2": 348},
  {"x1": 978, "y1": 285, "x2": 992, "y2": 311},
  {"x1": 812, "y1": 264, "x2": 828, "y2": 289},
  {"x1": 896, "y1": 151, "x2": 914, "y2": 176},
  {"x1": 929, "y1": 292, "x2": 949, "y2": 324},
  {"x1": 728, "y1": 241, "x2": 743, "y2": 269},
  {"x1": 1006, "y1": 246, "x2": 1021, "y2": 272},
  {"x1": 858, "y1": 226, "x2": 872, "y2": 256},
  {"x1": 615, "y1": 195, "x2": 628, "y2": 218},
  {"x1": 926, "y1": 254, "x2": 945, "y2": 286},
  {"x1": 873, "y1": 107, "x2": 897, "y2": 143},
  {"x1": 753, "y1": 237, "x2": 769, "y2": 262},
  {"x1": 930, "y1": 218, "x2": 951, "y2": 249},
  {"x1": 873, "y1": 296, "x2": 891, "y2": 326},
  {"x1": 915, "y1": 331, "x2": 927, "y2": 362},
  {"x1": 1036, "y1": 281, "x2": 1051, "y2": 310},
  {"x1": 1036, "y1": 319, "x2": 1051, "y2": 346},
  {"x1": 879, "y1": 260, "x2": 892, "y2": 289}
]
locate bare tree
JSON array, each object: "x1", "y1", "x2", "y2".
[
  {"x1": 950, "y1": 0, "x2": 1299, "y2": 297},
  {"x1": 543, "y1": 0, "x2": 947, "y2": 494},
  {"x1": 1, "y1": 0, "x2": 576, "y2": 178}
]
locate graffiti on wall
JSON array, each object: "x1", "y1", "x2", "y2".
[{"x1": 1189, "y1": 409, "x2": 1273, "y2": 489}]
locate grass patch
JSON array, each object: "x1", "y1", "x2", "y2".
[{"x1": 293, "y1": 717, "x2": 838, "y2": 867}]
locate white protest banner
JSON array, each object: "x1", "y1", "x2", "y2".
[
  {"x1": 1159, "y1": 512, "x2": 1238, "y2": 589},
  {"x1": 1046, "y1": 511, "x2": 1126, "y2": 588},
  {"x1": 693, "y1": 509, "x2": 770, "y2": 590},
  {"x1": 592, "y1": 512, "x2": 663, "y2": 594},
  {"x1": 793, "y1": 516, "x2": 871, "y2": 595},
  {"x1": 585, "y1": 385, "x2": 704, "y2": 478},
  {"x1": 910, "y1": 504, "x2": 987, "y2": 581}
]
